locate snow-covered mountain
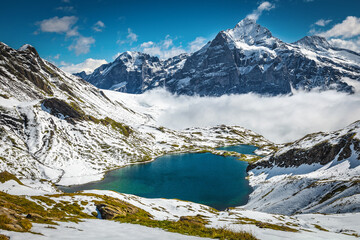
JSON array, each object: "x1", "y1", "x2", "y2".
[
  {"x1": 245, "y1": 121, "x2": 360, "y2": 215},
  {"x1": 78, "y1": 18, "x2": 360, "y2": 96},
  {"x1": 75, "y1": 51, "x2": 188, "y2": 93},
  {"x1": 0, "y1": 41, "x2": 273, "y2": 186},
  {"x1": 167, "y1": 18, "x2": 360, "y2": 95}
]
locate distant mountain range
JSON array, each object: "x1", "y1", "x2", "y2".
[{"x1": 76, "y1": 18, "x2": 360, "y2": 96}]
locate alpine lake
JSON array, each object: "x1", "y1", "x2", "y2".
[{"x1": 59, "y1": 145, "x2": 258, "y2": 211}]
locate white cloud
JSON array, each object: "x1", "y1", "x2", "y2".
[
  {"x1": 36, "y1": 16, "x2": 97, "y2": 55},
  {"x1": 314, "y1": 19, "x2": 332, "y2": 27},
  {"x1": 93, "y1": 21, "x2": 105, "y2": 32},
  {"x1": 140, "y1": 35, "x2": 186, "y2": 59},
  {"x1": 68, "y1": 36, "x2": 95, "y2": 55},
  {"x1": 328, "y1": 37, "x2": 360, "y2": 52},
  {"x1": 163, "y1": 37, "x2": 173, "y2": 49},
  {"x1": 60, "y1": 58, "x2": 107, "y2": 74},
  {"x1": 38, "y1": 16, "x2": 78, "y2": 35},
  {"x1": 140, "y1": 41, "x2": 154, "y2": 48},
  {"x1": 127, "y1": 28, "x2": 138, "y2": 44},
  {"x1": 319, "y1": 16, "x2": 360, "y2": 38},
  {"x1": 65, "y1": 26, "x2": 79, "y2": 37},
  {"x1": 54, "y1": 54, "x2": 60, "y2": 59},
  {"x1": 117, "y1": 28, "x2": 138, "y2": 45},
  {"x1": 56, "y1": 6, "x2": 75, "y2": 12},
  {"x1": 138, "y1": 35, "x2": 208, "y2": 59},
  {"x1": 188, "y1": 37, "x2": 207, "y2": 52},
  {"x1": 246, "y1": 1, "x2": 275, "y2": 21},
  {"x1": 136, "y1": 88, "x2": 360, "y2": 144},
  {"x1": 315, "y1": 16, "x2": 360, "y2": 53},
  {"x1": 143, "y1": 46, "x2": 186, "y2": 59}
]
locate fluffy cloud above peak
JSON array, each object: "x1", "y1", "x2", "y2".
[
  {"x1": 328, "y1": 37, "x2": 360, "y2": 52},
  {"x1": 36, "y1": 15, "x2": 97, "y2": 55},
  {"x1": 315, "y1": 16, "x2": 360, "y2": 53},
  {"x1": 126, "y1": 28, "x2": 138, "y2": 44},
  {"x1": 319, "y1": 16, "x2": 360, "y2": 38},
  {"x1": 246, "y1": 1, "x2": 275, "y2": 21},
  {"x1": 314, "y1": 19, "x2": 332, "y2": 27},
  {"x1": 68, "y1": 36, "x2": 95, "y2": 55},
  {"x1": 60, "y1": 58, "x2": 107, "y2": 74},
  {"x1": 140, "y1": 41, "x2": 154, "y2": 48},
  {"x1": 117, "y1": 28, "x2": 138, "y2": 45},
  {"x1": 139, "y1": 35, "x2": 186, "y2": 59},
  {"x1": 37, "y1": 16, "x2": 78, "y2": 35},
  {"x1": 93, "y1": 21, "x2": 105, "y2": 32},
  {"x1": 138, "y1": 35, "x2": 208, "y2": 59},
  {"x1": 56, "y1": 6, "x2": 75, "y2": 12},
  {"x1": 189, "y1": 37, "x2": 207, "y2": 53}
]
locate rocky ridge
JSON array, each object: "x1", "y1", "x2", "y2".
[
  {"x1": 78, "y1": 18, "x2": 360, "y2": 96},
  {"x1": 245, "y1": 121, "x2": 360, "y2": 215}
]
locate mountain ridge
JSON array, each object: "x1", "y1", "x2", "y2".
[{"x1": 76, "y1": 18, "x2": 360, "y2": 96}]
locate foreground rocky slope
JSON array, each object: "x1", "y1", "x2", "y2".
[
  {"x1": 245, "y1": 121, "x2": 360, "y2": 215},
  {"x1": 78, "y1": 18, "x2": 360, "y2": 96},
  {"x1": 0, "y1": 42, "x2": 273, "y2": 186}
]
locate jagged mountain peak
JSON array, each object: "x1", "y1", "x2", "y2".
[
  {"x1": 234, "y1": 18, "x2": 269, "y2": 33},
  {"x1": 294, "y1": 35, "x2": 331, "y2": 50},
  {"x1": 18, "y1": 44, "x2": 39, "y2": 56},
  {"x1": 224, "y1": 18, "x2": 275, "y2": 46},
  {"x1": 114, "y1": 51, "x2": 160, "y2": 65},
  {"x1": 116, "y1": 51, "x2": 142, "y2": 59},
  {"x1": 80, "y1": 48, "x2": 186, "y2": 93}
]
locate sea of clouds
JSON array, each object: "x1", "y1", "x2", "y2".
[{"x1": 137, "y1": 88, "x2": 360, "y2": 143}]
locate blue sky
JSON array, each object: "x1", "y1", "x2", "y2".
[{"x1": 1, "y1": 0, "x2": 359, "y2": 73}]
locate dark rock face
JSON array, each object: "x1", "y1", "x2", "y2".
[
  {"x1": 167, "y1": 30, "x2": 292, "y2": 95},
  {"x1": 0, "y1": 42, "x2": 58, "y2": 99},
  {"x1": 41, "y1": 98, "x2": 83, "y2": 122},
  {"x1": 247, "y1": 132, "x2": 360, "y2": 171},
  {"x1": 0, "y1": 112, "x2": 24, "y2": 132}
]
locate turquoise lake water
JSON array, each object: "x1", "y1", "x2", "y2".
[{"x1": 60, "y1": 145, "x2": 257, "y2": 210}]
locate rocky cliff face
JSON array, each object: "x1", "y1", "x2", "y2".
[
  {"x1": 247, "y1": 130, "x2": 359, "y2": 170},
  {"x1": 245, "y1": 121, "x2": 360, "y2": 215},
  {"x1": 77, "y1": 18, "x2": 360, "y2": 96}
]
